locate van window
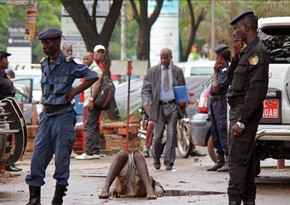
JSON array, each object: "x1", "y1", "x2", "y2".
[{"x1": 259, "y1": 26, "x2": 290, "y2": 64}]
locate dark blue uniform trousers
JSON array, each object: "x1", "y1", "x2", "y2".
[
  {"x1": 209, "y1": 98, "x2": 228, "y2": 156},
  {"x1": 26, "y1": 107, "x2": 76, "y2": 187}
]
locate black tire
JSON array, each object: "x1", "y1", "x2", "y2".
[
  {"x1": 207, "y1": 135, "x2": 217, "y2": 163},
  {"x1": 177, "y1": 121, "x2": 193, "y2": 158}
]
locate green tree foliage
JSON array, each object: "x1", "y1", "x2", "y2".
[
  {"x1": 0, "y1": 5, "x2": 13, "y2": 50},
  {"x1": 0, "y1": 0, "x2": 61, "y2": 63}
]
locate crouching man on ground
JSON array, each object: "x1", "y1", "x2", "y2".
[{"x1": 99, "y1": 150, "x2": 164, "y2": 199}]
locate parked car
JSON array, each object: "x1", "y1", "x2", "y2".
[
  {"x1": 12, "y1": 78, "x2": 41, "y2": 125},
  {"x1": 13, "y1": 68, "x2": 42, "y2": 103},
  {"x1": 176, "y1": 60, "x2": 215, "y2": 77},
  {"x1": 189, "y1": 76, "x2": 217, "y2": 162}
]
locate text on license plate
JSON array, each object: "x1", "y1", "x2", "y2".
[{"x1": 263, "y1": 99, "x2": 279, "y2": 119}]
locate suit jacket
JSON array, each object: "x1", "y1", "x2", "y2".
[{"x1": 141, "y1": 63, "x2": 186, "y2": 122}]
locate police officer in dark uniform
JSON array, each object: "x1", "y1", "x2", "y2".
[
  {"x1": 207, "y1": 44, "x2": 231, "y2": 172},
  {"x1": 226, "y1": 11, "x2": 269, "y2": 205},
  {"x1": 25, "y1": 28, "x2": 99, "y2": 205},
  {"x1": 0, "y1": 51, "x2": 23, "y2": 172},
  {"x1": 0, "y1": 51, "x2": 15, "y2": 100}
]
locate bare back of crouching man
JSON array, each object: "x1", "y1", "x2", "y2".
[{"x1": 99, "y1": 150, "x2": 164, "y2": 199}]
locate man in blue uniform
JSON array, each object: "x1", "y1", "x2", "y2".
[
  {"x1": 226, "y1": 11, "x2": 269, "y2": 205},
  {"x1": 25, "y1": 28, "x2": 98, "y2": 205},
  {"x1": 207, "y1": 44, "x2": 231, "y2": 172}
]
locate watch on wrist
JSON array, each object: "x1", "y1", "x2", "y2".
[
  {"x1": 89, "y1": 97, "x2": 94, "y2": 101},
  {"x1": 237, "y1": 122, "x2": 245, "y2": 129}
]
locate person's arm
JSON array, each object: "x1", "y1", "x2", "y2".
[
  {"x1": 66, "y1": 78, "x2": 97, "y2": 103},
  {"x1": 228, "y1": 38, "x2": 243, "y2": 85},
  {"x1": 87, "y1": 77, "x2": 102, "y2": 110},
  {"x1": 141, "y1": 70, "x2": 152, "y2": 114}
]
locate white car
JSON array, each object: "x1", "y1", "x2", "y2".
[
  {"x1": 176, "y1": 60, "x2": 215, "y2": 77},
  {"x1": 13, "y1": 68, "x2": 42, "y2": 103}
]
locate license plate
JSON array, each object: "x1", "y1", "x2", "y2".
[{"x1": 263, "y1": 99, "x2": 279, "y2": 119}]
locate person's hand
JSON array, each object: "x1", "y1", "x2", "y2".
[
  {"x1": 231, "y1": 123, "x2": 244, "y2": 137},
  {"x1": 233, "y1": 38, "x2": 243, "y2": 60},
  {"x1": 143, "y1": 103, "x2": 149, "y2": 114},
  {"x1": 88, "y1": 100, "x2": 94, "y2": 110},
  {"x1": 188, "y1": 91, "x2": 194, "y2": 97},
  {"x1": 179, "y1": 99, "x2": 186, "y2": 107},
  {"x1": 214, "y1": 57, "x2": 222, "y2": 72},
  {"x1": 154, "y1": 186, "x2": 164, "y2": 197},
  {"x1": 109, "y1": 187, "x2": 117, "y2": 198},
  {"x1": 66, "y1": 90, "x2": 74, "y2": 103}
]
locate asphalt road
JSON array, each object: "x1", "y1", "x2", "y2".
[{"x1": 1, "y1": 147, "x2": 290, "y2": 205}]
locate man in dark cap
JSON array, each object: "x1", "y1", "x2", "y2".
[
  {"x1": 207, "y1": 44, "x2": 231, "y2": 173},
  {"x1": 226, "y1": 11, "x2": 269, "y2": 205},
  {"x1": 25, "y1": 27, "x2": 99, "y2": 205},
  {"x1": 0, "y1": 51, "x2": 14, "y2": 100}
]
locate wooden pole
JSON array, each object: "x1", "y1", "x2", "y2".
[{"x1": 126, "y1": 61, "x2": 132, "y2": 153}]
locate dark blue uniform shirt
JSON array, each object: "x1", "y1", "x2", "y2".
[
  {"x1": 0, "y1": 70, "x2": 15, "y2": 100},
  {"x1": 40, "y1": 52, "x2": 98, "y2": 105}
]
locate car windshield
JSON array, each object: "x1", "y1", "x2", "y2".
[
  {"x1": 190, "y1": 66, "x2": 213, "y2": 75},
  {"x1": 259, "y1": 26, "x2": 290, "y2": 63}
]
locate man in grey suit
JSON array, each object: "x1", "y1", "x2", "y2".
[{"x1": 141, "y1": 48, "x2": 186, "y2": 170}]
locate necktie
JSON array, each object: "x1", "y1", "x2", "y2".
[{"x1": 163, "y1": 67, "x2": 169, "y2": 91}]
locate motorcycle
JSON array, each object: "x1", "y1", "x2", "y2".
[{"x1": 138, "y1": 109, "x2": 193, "y2": 158}]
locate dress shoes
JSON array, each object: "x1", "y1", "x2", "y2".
[
  {"x1": 207, "y1": 163, "x2": 224, "y2": 171},
  {"x1": 165, "y1": 164, "x2": 173, "y2": 170},
  {"x1": 143, "y1": 149, "x2": 150, "y2": 158},
  {"x1": 217, "y1": 162, "x2": 229, "y2": 172},
  {"x1": 191, "y1": 149, "x2": 206, "y2": 157},
  {"x1": 153, "y1": 162, "x2": 161, "y2": 169},
  {"x1": 6, "y1": 165, "x2": 22, "y2": 172}
]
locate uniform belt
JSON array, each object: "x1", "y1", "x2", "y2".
[
  {"x1": 159, "y1": 99, "x2": 175, "y2": 105},
  {"x1": 42, "y1": 103, "x2": 71, "y2": 114},
  {"x1": 210, "y1": 95, "x2": 226, "y2": 101}
]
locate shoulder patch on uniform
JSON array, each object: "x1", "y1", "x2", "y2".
[
  {"x1": 72, "y1": 57, "x2": 82, "y2": 64},
  {"x1": 64, "y1": 56, "x2": 73, "y2": 63},
  {"x1": 222, "y1": 67, "x2": 227, "y2": 72},
  {"x1": 248, "y1": 56, "x2": 259, "y2": 65},
  {"x1": 40, "y1": 57, "x2": 47, "y2": 64}
]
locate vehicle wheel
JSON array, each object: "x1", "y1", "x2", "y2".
[
  {"x1": 255, "y1": 158, "x2": 261, "y2": 176},
  {"x1": 207, "y1": 135, "x2": 217, "y2": 163},
  {"x1": 177, "y1": 120, "x2": 193, "y2": 158}
]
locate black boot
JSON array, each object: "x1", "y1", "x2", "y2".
[
  {"x1": 243, "y1": 199, "x2": 255, "y2": 205},
  {"x1": 228, "y1": 201, "x2": 241, "y2": 205},
  {"x1": 51, "y1": 183, "x2": 67, "y2": 205},
  {"x1": 26, "y1": 186, "x2": 41, "y2": 205},
  {"x1": 217, "y1": 156, "x2": 229, "y2": 172},
  {"x1": 207, "y1": 155, "x2": 225, "y2": 171}
]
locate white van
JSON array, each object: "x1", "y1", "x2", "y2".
[{"x1": 176, "y1": 60, "x2": 215, "y2": 76}]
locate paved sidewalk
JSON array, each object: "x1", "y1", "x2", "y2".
[{"x1": 1, "y1": 147, "x2": 290, "y2": 205}]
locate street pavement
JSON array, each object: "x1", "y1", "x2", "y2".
[{"x1": 1, "y1": 147, "x2": 290, "y2": 205}]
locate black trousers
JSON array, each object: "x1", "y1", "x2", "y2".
[
  {"x1": 228, "y1": 104, "x2": 260, "y2": 203},
  {"x1": 84, "y1": 106, "x2": 102, "y2": 155}
]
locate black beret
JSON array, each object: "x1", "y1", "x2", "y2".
[
  {"x1": 230, "y1": 10, "x2": 254, "y2": 25},
  {"x1": 214, "y1": 44, "x2": 228, "y2": 54},
  {"x1": 0, "y1": 51, "x2": 11, "y2": 58},
  {"x1": 38, "y1": 28, "x2": 62, "y2": 40}
]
